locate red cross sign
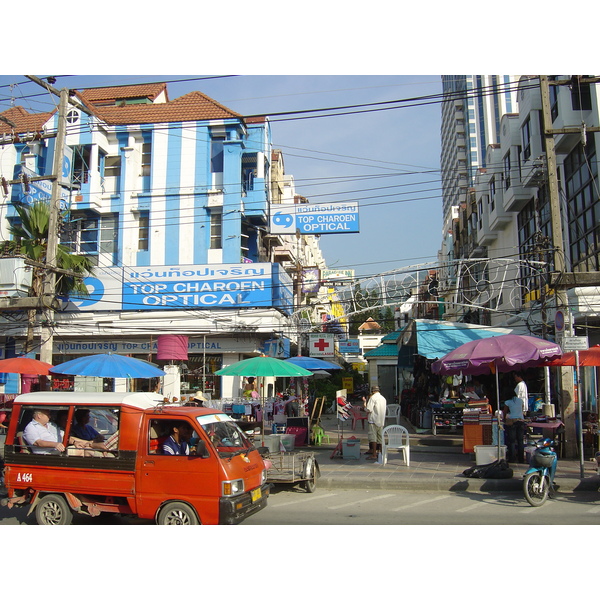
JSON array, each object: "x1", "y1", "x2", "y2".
[{"x1": 309, "y1": 334, "x2": 334, "y2": 357}]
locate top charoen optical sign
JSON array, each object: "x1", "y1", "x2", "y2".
[{"x1": 270, "y1": 202, "x2": 360, "y2": 235}]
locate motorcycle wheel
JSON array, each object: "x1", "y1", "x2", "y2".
[{"x1": 523, "y1": 471, "x2": 549, "y2": 507}]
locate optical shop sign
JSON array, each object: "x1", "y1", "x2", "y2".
[
  {"x1": 270, "y1": 202, "x2": 359, "y2": 235},
  {"x1": 67, "y1": 264, "x2": 275, "y2": 311}
]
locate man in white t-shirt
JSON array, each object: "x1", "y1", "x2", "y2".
[
  {"x1": 514, "y1": 373, "x2": 529, "y2": 413},
  {"x1": 364, "y1": 386, "x2": 387, "y2": 460}
]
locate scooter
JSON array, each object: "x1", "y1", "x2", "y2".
[{"x1": 523, "y1": 438, "x2": 558, "y2": 507}]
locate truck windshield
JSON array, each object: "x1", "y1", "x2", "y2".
[{"x1": 196, "y1": 414, "x2": 251, "y2": 456}]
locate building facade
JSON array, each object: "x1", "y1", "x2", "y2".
[{"x1": 0, "y1": 82, "x2": 328, "y2": 397}]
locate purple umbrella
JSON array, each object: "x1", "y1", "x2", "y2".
[
  {"x1": 431, "y1": 334, "x2": 562, "y2": 461},
  {"x1": 431, "y1": 334, "x2": 562, "y2": 377}
]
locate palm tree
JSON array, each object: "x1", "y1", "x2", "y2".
[{"x1": 1, "y1": 201, "x2": 94, "y2": 353}]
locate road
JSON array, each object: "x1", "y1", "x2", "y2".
[
  {"x1": 1, "y1": 487, "x2": 598, "y2": 525},
  {"x1": 241, "y1": 486, "x2": 600, "y2": 525}
]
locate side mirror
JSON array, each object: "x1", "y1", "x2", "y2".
[{"x1": 195, "y1": 440, "x2": 210, "y2": 458}]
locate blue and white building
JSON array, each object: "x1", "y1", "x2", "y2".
[{"x1": 0, "y1": 82, "x2": 328, "y2": 397}]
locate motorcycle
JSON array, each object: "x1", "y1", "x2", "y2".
[{"x1": 523, "y1": 438, "x2": 558, "y2": 507}]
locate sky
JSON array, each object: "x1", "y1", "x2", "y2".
[{"x1": 0, "y1": 74, "x2": 443, "y2": 279}]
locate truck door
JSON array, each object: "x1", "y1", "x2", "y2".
[{"x1": 136, "y1": 417, "x2": 221, "y2": 523}]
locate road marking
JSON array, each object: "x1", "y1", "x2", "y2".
[
  {"x1": 275, "y1": 492, "x2": 338, "y2": 507},
  {"x1": 586, "y1": 506, "x2": 600, "y2": 513},
  {"x1": 456, "y1": 503, "x2": 484, "y2": 513},
  {"x1": 391, "y1": 494, "x2": 449, "y2": 512},
  {"x1": 329, "y1": 494, "x2": 396, "y2": 510},
  {"x1": 519, "y1": 505, "x2": 545, "y2": 513}
]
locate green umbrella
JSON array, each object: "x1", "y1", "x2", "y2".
[{"x1": 215, "y1": 356, "x2": 313, "y2": 378}]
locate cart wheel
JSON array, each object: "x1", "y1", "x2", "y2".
[
  {"x1": 303, "y1": 458, "x2": 317, "y2": 493},
  {"x1": 35, "y1": 494, "x2": 73, "y2": 525},
  {"x1": 157, "y1": 501, "x2": 200, "y2": 525}
]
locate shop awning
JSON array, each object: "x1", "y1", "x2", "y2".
[{"x1": 413, "y1": 319, "x2": 514, "y2": 360}]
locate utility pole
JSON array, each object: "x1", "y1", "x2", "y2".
[{"x1": 39, "y1": 87, "x2": 68, "y2": 366}]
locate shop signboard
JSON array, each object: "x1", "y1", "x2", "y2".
[
  {"x1": 338, "y1": 338, "x2": 361, "y2": 354},
  {"x1": 309, "y1": 333, "x2": 335, "y2": 357},
  {"x1": 270, "y1": 202, "x2": 359, "y2": 235},
  {"x1": 19, "y1": 165, "x2": 70, "y2": 210},
  {"x1": 63, "y1": 263, "x2": 292, "y2": 312}
]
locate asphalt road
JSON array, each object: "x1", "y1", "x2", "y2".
[
  {"x1": 1, "y1": 486, "x2": 599, "y2": 525},
  {"x1": 241, "y1": 486, "x2": 600, "y2": 525}
]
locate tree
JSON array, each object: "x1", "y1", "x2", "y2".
[{"x1": 1, "y1": 201, "x2": 94, "y2": 352}]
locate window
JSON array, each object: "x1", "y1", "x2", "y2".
[
  {"x1": 210, "y1": 210, "x2": 222, "y2": 249},
  {"x1": 141, "y1": 142, "x2": 151, "y2": 177},
  {"x1": 62, "y1": 212, "x2": 119, "y2": 264},
  {"x1": 211, "y1": 136, "x2": 225, "y2": 173},
  {"x1": 138, "y1": 210, "x2": 149, "y2": 251},
  {"x1": 521, "y1": 117, "x2": 532, "y2": 161},
  {"x1": 503, "y1": 152, "x2": 511, "y2": 190},
  {"x1": 571, "y1": 77, "x2": 592, "y2": 111},
  {"x1": 489, "y1": 176, "x2": 496, "y2": 212},
  {"x1": 104, "y1": 155, "x2": 121, "y2": 178}
]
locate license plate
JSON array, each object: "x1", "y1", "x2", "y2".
[{"x1": 251, "y1": 488, "x2": 262, "y2": 502}]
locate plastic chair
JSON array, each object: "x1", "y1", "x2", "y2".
[
  {"x1": 381, "y1": 425, "x2": 410, "y2": 466},
  {"x1": 349, "y1": 406, "x2": 368, "y2": 430},
  {"x1": 385, "y1": 404, "x2": 401, "y2": 425}
]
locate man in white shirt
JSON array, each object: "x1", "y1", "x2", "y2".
[
  {"x1": 514, "y1": 373, "x2": 529, "y2": 414},
  {"x1": 364, "y1": 386, "x2": 387, "y2": 460},
  {"x1": 23, "y1": 409, "x2": 65, "y2": 454}
]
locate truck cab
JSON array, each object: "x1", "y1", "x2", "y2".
[{"x1": 1, "y1": 392, "x2": 269, "y2": 525}]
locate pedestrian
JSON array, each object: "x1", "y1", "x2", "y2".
[
  {"x1": 513, "y1": 373, "x2": 529, "y2": 414},
  {"x1": 503, "y1": 395, "x2": 527, "y2": 463},
  {"x1": 364, "y1": 386, "x2": 387, "y2": 460}
]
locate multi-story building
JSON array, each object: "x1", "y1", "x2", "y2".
[{"x1": 0, "y1": 82, "x2": 328, "y2": 397}]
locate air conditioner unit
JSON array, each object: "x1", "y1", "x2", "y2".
[{"x1": 0, "y1": 258, "x2": 33, "y2": 297}]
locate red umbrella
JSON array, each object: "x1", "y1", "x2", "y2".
[
  {"x1": 546, "y1": 344, "x2": 600, "y2": 367},
  {"x1": 0, "y1": 357, "x2": 54, "y2": 375}
]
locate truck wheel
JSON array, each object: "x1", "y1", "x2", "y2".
[
  {"x1": 157, "y1": 502, "x2": 199, "y2": 525},
  {"x1": 35, "y1": 494, "x2": 74, "y2": 525}
]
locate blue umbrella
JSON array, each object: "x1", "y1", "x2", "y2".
[
  {"x1": 284, "y1": 356, "x2": 342, "y2": 370},
  {"x1": 50, "y1": 353, "x2": 166, "y2": 379}
]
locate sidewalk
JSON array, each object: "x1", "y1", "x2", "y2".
[{"x1": 300, "y1": 414, "x2": 600, "y2": 494}]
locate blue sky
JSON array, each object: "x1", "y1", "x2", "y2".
[{"x1": 0, "y1": 74, "x2": 443, "y2": 278}]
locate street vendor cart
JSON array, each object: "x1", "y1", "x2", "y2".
[{"x1": 265, "y1": 450, "x2": 320, "y2": 493}]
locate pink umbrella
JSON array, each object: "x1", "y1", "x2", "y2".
[{"x1": 431, "y1": 334, "x2": 562, "y2": 460}]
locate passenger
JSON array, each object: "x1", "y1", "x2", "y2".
[
  {"x1": 71, "y1": 409, "x2": 108, "y2": 451},
  {"x1": 23, "y1": 409, "x2": 88, "y2": 454},
  {"x1": 162, "y1": 422, "x2": 193, "y2": 456}
]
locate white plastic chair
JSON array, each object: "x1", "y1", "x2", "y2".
[
  {"x1": 385, "y1": 403, "x2": 401, "y2": 425},
  {"x1": 381, "y1": 425, "x2": 410, "y2": 466}
]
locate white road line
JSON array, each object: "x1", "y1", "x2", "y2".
[
  {"x1": 456, "y1": 503, "x2": 484, "y2": 513},
  {"x1": 275, "y1": 492, "x2": 338, "y2": 507},
  {"x1": 329, "y1": 494, "x2": 396, "y2": 510},
  {"x1": 519, "y1": 505, "x2": 545, "y2": 514},
  {"x1": 392, "y1": 494, "x2": 449, "y2": 512},
  {"x1": 586, "y1": 506, "x2": 600, "y2": 513}
]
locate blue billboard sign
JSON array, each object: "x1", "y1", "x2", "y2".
[
  {"x1": 64, "y1": 264, "x2": 294, "y2": 313},
  {"x1": 270, "y1": 202, "x2": 359, "y2": 235}
]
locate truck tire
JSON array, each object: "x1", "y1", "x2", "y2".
[
  {"x1": 35, "y1": 494, "x2": 74, "y2": 525},
  {"x1": 157, "y1": 501, "x2": 199, "y2": 525}
]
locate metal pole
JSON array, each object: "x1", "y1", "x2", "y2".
[{"x1": 575, "y1": 350, "x2": 585, "y2": 478}]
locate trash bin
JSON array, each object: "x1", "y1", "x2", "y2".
[{"x1": 342, "y1": 436, "x2": 361, "y2": 460}]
